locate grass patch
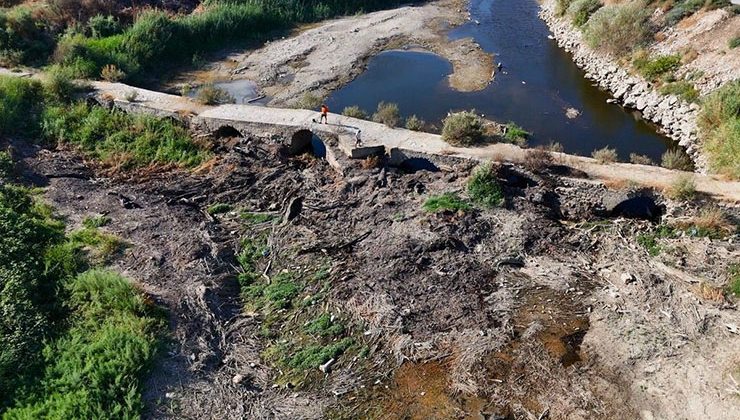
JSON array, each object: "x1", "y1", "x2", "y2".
[
  {"x1": 503, "y1": 122, "x2": 530, "y2": 146},
  {"x1": 730, "y1": 36, "x2": 740, "y2": 49},
  {"x1": 727, "y1": 264, "x2": 740, "y2": 298},
  {"x1": 634, "y1": 54, "x2": 681, "y2": 81},
  {"x1": 659, "y1": 81, "x2": 699, "y2": 102},
  {"x1": 82, "y1": 214, "x2": 111, "y2": 228},
  {"x1": 4, "y1": 270, "x2": 165, "y2": 418},
  {"x1": 287, "y1": 337, "x2": 354, "y2": 371},
  {"x1": 441, "y1": 110, "x2": 484, "y2": 146},
  {"x1": 423, "y1": 193, "x2": 471, "y2": 213},
  {"x1": 240, "y1": 212, "x2": 276, "y2": 224},
  {"x1": 467, "y1": 163, "x2": 504, "y2": 208},
  {"x1": 69, "y1": 226, "x2": 125, "y2": 262},
  {"x1": 697, "y1": 80, "x2": 740, "y2": 179},
  {"x1": 42, "y1": 101, "x2": 210, "y2": 170},
  {"x1": 636, "y1": 225, "x2": 679, "y2": 256},
  {"x1": 305, "y1": 313, "x2": 345, "y2": 337},
  {"x1": 207, "y1": 202, "x2": 233, "y2": 215}
]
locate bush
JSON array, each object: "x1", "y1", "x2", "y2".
[
  {"x1": 294, "y1": 91, "x2": 323, "y2": 110},
  {"x1": 524, "y1": 147, "x2": 555, "y2": 171},
  {"x1": 0, "y1": 75, "x2": 44, "y2": 136},
  {"x1": 697, "y1": 80, "x2": 740, "y2": 179},
  {"x1": 468, "y1": 163, "x2": 504, "y2": 207},
  {"x1": 405, "y1": 114, "x2": 424, "y2": 131},
  {"x1": 664, "y1": 0, "x2": 706, "y2": 26},
  {"x1": 341, "y1": 105, "x2": 368, "y2": 119},
  {"x1": 503, "y1": 122, "x2": 530, "y2": 146},
  {"x1": 566, "y1": 0, "x2": 602, "y2": 27},
  {"x1": 196, "y1": 83, "x2": 234, "y2": 105},
  {"x1": 584, "y1": 2, "x2": 651, "y2": 55},
  {"x1": 100, "y1": 64, "x2": 125, "y2": 82},
  {"x1": 629, "y1": 153, "x2": 654, "y2": 165},
  {"x1": 87, "y1": 15, "x2": 121, "y2": 38},
  {"x1": 41, "y1": 102, "x2": 210, "y2": 169},
  {"x1": 423, "y1": 193, "x2": 471, "y2": 213},
  {"x1": 207, "y1": 203, "x2": 233, "y2": 215},
  {"x1": 666, "y1": 174, "x2": 696, "y2": 200},
  {"x1": 660, "y1": 149, "x2": 694, "y2": 171},
  {"x1": 124, "y1": 90, "x2": 138, "y2": 102},
  {"x1": 592, "y1": 146, "x2": 619, "y2": 163},
  {"x1": 372, "y1": 101, "x2": 401, "y2": 127},
  {"x1": 659, "y1": 81, "x2": 699, "y2": 102},
  {"x1": 4, "y1": 270, "x2": 165, "y2": 419},
  {"x1": 634, "y1": 54, "x2": 681, "y2": 80},
  {"x1": 441, "y1": 110, "x2": 484, "y2": 146},
  {"x1": 43, "y1": 67, "x2": 83, "y2": 103}
]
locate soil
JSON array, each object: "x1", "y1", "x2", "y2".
[
  {"x1": 9, "y1": 129, "x2": 740, "y2": 419},
  {"x1": 168, "y1": 0, "x2": 495, "y2": 106}
]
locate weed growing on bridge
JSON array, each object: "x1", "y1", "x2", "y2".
[
  {"x1": 342, "y1": 105, "x2": 369, "y2": 119},
  {"x1": 591, "y1": 146, "x2": 618, "y2": 164},
  {"x1": 660, "y1": 149, "x2": 694, "y2": 171},
  {"x1": 373, "y1": 101, "x2": 401, "y2": 128},
  {"x1": 666, "y1": 175, "x2": 697, "y2": 200},
  {"x1": 441, "y1": 110, "x2": 484, "y2": 146}
]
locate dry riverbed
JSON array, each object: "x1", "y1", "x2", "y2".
[{"x1": 170, "y1": 0, "x2": 494, "y2": 106}]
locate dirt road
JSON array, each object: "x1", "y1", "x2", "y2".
[{"x1": 173, "y1": 0, "x2": 494, "y2": 106}]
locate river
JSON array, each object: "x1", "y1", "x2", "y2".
[{"x1": 326, "y1": 0, "x2": 678, "y2": 160}]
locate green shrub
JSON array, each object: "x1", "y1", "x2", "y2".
[
  {"x1": 629, "y1": 153, "x2": 654, "y2": 165},
  {"x1": 666, "y1": 174, "x2": 696, "y2": 200},
  {"x1": 305, "y1": 313, "x2": 344, "y2": 337},
  {"x1": 423, "y1": 193, "x2": 471, "y2": 213},
  {"x1": 100, "y1": 64, "x2": 125, "y2": 82},
  {"x1": 293, "y1": 91, "x2": 323, "y2": 110},
  {"x1": 566, "y1": 0, "x2": 602, "y2": 27},
  {"x1": 592, "y1": 146, "x2": 619, "y2": 163},
  {"x1": 441, "y1": 110, "x2": 484, "y2": 146},
  {"x1": 0, "y1": 149, "x2": 13, "y2": 178},
  {"x1": 207, "y1": 203, "x2": 233, "y2": 215},
  {"x1": 584, "y1": 2, "x2": 651, "y2": 55},
  {"x1": 4, "y1": 270, "x2": 165, "y2": 419},
  {"x1": 503, "y1": 122, "x2": 530, "y2": 146},
  {"x1": 196, "y1": 83, "x2": 235, "y2": 105},
  {"x1": 0, "y1": 75, "x2": 44, "y2": 136},
  {"x1": 0, "y1": 6, "x2": 55, "y2": 66},
  {"x1": 69, "y1": 226, "x2": 124, "y2": 262},
  {"x1": 41, "y1": 102, "x2": 210, "y2": 169},
  {"x1": 664, "y1": 0, "x2": 707, "y2": 26},
  {"x1": 728, "y1": 264, "x2": 740, "y2": 297},
  {"x1": 405, "y1": 114, "x2": 424, "y2": 131},
  {"x1": 288, "y1": 337, "x2": 353, "y2": 371},
  {"x1": 87, "y1": 15, "x2": 122, "y2": 38},
  {"x1": 634, "y1": 54, "x2": 681, "y2": 80},
  {"x1": 341, "y1": 105, "x2": 368, "y2": 119},
  {"x1": 661, "y1": 149, "x2": 694, "y2": 171},
  {"x1": 467, "y1": 163, "x2": 504, "y2": 208},
  {"x1": 697, "y1": 80, "x2": 740, "y2": 179},
  {"x1": 556, "y1": 0, "x2": 576, "y2": 16},
  {"x1": 730, "y1": 36, "x2": 740, "y2": 49},
  {"x1": 372, "y1": 101, "x2": 401, "y2": 128},
  {"x1": 659, "y1": 81, "x2": 699, "y2": 102},
  {"x1": 240, "y1": 212, "x2": 276, "y2": 224},
  {"x1": 82, "y1": 215, "x2": 111, "y2": 228}
]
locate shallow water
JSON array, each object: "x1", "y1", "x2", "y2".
[
  {"x1": 188, "y1": 79, "x2": 268, "y2": 105},
  {"x1": 327, "y1": 0, "x2": 677, "y2": 160}
]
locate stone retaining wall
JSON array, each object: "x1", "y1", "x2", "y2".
[{"x1": 539, "y1": 0, "x2": 708, "y2": 172}]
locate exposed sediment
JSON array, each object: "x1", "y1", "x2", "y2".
[{"x1": 539, "y1": 0, "x2": 708, "y2": 172}]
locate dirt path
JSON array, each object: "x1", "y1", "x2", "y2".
[{"x1": 170, "y1": 0, "x2": 494, "y2": 106}]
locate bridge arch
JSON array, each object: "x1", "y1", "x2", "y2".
[
  {"x1": 288, "y1": 129, "x2": 314, "y2": 155},
  {"x1": 213, "y1": 125, "x2": 243, "y2": 139}
]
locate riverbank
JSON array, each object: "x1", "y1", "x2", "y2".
[
  {"x1": 539, "y1": 0, "x2": 709, "y2": 172},
  {"x1": 168, "y1": 0, "x2": 495, "y2": 106}
]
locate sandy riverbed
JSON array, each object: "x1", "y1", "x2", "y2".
[{"x1": 171, "y1": 0, "x2": 494, "y2": 106}]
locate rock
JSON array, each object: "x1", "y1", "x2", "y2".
[
  {"x1": 319, "y1": 358, "x2": 336, "y2": 373},
  {"x1": 621, "y1": 272, "x2": 636, "y2": 284},
  {"x1": 232, "y1": 374, "x2": 245, "y2": 385}
]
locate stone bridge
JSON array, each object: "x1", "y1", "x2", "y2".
[{"x1": 94, "y1": 81, "x2": 740, "y2": 202}]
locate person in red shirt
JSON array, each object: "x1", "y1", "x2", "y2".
[{"x1": 319, "y1": 104, "x2": 329, "y2": 124}]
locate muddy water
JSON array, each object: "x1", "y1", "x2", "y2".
[{"x1": 327, "y1": 0, "x2": 677, "y2": 160}]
